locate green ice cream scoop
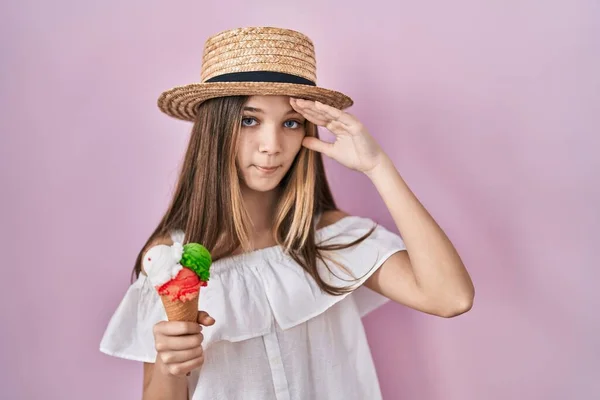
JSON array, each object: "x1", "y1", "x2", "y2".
[{"x1": 181, "y1": 243, "x2": 212, "y2": 283}]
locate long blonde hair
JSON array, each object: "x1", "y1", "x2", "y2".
[{"x1": 133, "y1": 96, "x2": 374, "y2": 295}]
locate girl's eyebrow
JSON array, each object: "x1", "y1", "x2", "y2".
[{"x1": 243, "y1": 106, "x2": 301, "y2": 116}]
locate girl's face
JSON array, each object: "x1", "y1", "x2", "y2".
[{"x1": 236, "y1": 95, "x2": 307, "y2": 193}]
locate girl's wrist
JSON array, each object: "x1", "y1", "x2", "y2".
[{"x1": 364, "y1": 153, "x2": 394, "y2": 181}]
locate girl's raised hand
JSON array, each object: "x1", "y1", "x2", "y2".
[{"x1": 290, "y1": 98, "x2": 387, "y2": 174}]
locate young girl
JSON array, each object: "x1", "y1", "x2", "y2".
[{"x1": 100, "y1": 26, "x2": 474, "y2": 400}]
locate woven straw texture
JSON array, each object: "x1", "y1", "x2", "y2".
[{"x1": 158, "y1": 27, "x2": 353, "y2": 121}]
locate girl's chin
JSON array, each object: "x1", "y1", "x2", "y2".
[
  {"x1": 242, "y1": 181, "x2": 281, "y2": 193},
  {"x1": 239, "y1": 174, "x2": 282, "y2": 193}
]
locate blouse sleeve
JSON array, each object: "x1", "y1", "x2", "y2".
[
  {"x1": 255, "y1": 216, "x2": 407, "y2": 330},
  {"x1": 99, "y1": 275, "x2": 166, "y2": 363},
  {"x1": 317, "y1": 216, "x2": 407, "y2": 317}
]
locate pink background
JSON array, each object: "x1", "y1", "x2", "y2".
[{"x1": 2, "y1": 1, "x2": 599, "y2": 399}]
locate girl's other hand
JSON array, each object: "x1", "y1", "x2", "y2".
[{"x1": 152, "y1": 311, "x2": 216, "y2": 377}]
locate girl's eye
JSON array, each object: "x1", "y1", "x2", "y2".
[
  {"x1": 284, "y1": 120, "x2": 301, "y2": 129},
  {"x1": 242, "y1": 117, "x2": 303, "y2": 129},
  {"x1": 241, "y1": 117, "x2": 257, "y2": 127}
]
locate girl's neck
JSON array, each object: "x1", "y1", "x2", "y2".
[{"x1": 241, "y1": 186, "x2": 279, "y2": 235}]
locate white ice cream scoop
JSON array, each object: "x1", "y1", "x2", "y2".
[{"x1": 142, "y1": 230, "x2": 185, "y2": 287}]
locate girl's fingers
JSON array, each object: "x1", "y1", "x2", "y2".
[
  {"x1": 166, "y1": 355, "x2": 206, "y2": 376},
  {"x1": 325, "y1": 120, "x2": 349, "y2": 135},
  {"x1": 197, "y1": 311, "x2": 215, "y2": 326},
  {"x1": 294, "y1": 99, "x2": 338, "y2": 121},
  {"x1": 291, "y1": 99, "x2": 330, "y2": 125},
  {"x1": 155, "y1": 332, "x2": 204, "y2": 352},
  {"x1": 160, "y1": 346, "x2": 204, "y2": 365},
  {"x1": 298, "y1": 107, "x2": 330, "y2": 126},
  {"x1": 302, "y1": 137, "x2": 334, "y2": 155},
  {"x1": 314, "y1": 101, "x2": 356, "y2": 127},
  {"x1": 154, "y1": 321, "x2": 201, "y2": 336}
]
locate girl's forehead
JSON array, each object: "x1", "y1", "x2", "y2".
[
  {"x1": 245, "y1": 95, "x2": 290, "y2": 107},
  {"x1": 244, "y1": 95, "x2": 301, "y2": 116}
]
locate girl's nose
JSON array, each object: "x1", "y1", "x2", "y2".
[{"x1": 258, "y1": 125, "x2": 282, "y2": 155}]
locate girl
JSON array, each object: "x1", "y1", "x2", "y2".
[{"x1": 100, "y1": 27, "x2": 474, "y2": 400}]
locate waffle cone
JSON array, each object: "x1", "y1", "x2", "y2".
[{"x1": 160, "y1": 294, "x2": 199, "y2": 322}]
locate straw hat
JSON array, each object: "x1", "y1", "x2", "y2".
[{"x1": 157, "y1": 26, "x2": 353, "y2": 121}]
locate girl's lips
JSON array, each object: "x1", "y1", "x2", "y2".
[{"x1": 254, "y1": 165, "x2": 280, "y2": 173}]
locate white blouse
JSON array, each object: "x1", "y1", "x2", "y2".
[{"x1": 100, "y1": 216, "x2": 406, "y2": 400}]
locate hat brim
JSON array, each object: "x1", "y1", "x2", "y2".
[{"x1": 157, "y1": 82, "x2": 353, "y2": 121}]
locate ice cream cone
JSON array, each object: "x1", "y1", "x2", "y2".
[{"x1": 160, "y1": 293, "x2": 199, "y2": 322}]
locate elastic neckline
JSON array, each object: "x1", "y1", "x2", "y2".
[{"x1": 211, "y1": 215, "x2": 361, "y2": 271}]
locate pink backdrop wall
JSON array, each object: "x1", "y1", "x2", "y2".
[{"x1": 2, "y1": 1, "x2": 598, "y2": 399}]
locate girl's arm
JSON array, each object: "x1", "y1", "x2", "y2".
[
  {"x1": 291, "y1": 98, "x2": 474, "y2": 317},
  {"x1": 142, "y1": 313, "x2": 215, "y2": 400},
  {"x1": 363, "y1": 155, "x2": 474, "y2": 317},
  {"x1": 143, "y1": 360, "x2": 189, "y2": 400}
]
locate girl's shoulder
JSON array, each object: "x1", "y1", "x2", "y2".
[{"x1": 316, "y1": 209, "x2": 351, "y2": 230}]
